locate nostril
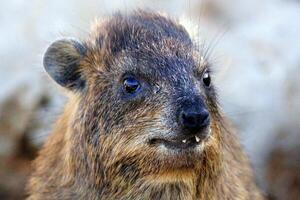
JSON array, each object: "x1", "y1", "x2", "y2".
[
  {"x1": 182, "y1": 112, "x2": 198, "y2": 127},
  {"x1": 198, "y1": 110, "x2": 210, "y2": 127},
  {"x1": 181, "y1": 109, "x2": 210, "y2": 129}
]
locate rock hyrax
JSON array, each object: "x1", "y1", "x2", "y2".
[{"x1": 27, "y1": 11, "x2": 264, "y2": 200}]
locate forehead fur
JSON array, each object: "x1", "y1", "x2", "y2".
[{"x1": 86, "y1": 11, "x2": 194, "y2": 67}]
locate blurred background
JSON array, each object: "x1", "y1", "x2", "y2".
[{"x1": 0, "y1": 0, "x2": 299, "y2": 199}]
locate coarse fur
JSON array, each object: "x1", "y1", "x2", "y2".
[{"x1": 26, "y1": 11, "x2": 264, "y2": 200}]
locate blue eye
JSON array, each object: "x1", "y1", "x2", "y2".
[{"x1": 123, "y1": 77, "x2": 140, "y2": 94}]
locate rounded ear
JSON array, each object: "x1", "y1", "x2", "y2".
[{"x1": 43, "y1": 38, "x2": 87, "y2": 91}]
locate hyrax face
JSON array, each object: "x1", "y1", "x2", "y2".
[{"x1": 44, "y1": 12, "x2": 219, "y2": 181}]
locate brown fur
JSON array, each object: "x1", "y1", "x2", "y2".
[{"x1": 26, "y1": 11, "x2": 264, "y2": 200}]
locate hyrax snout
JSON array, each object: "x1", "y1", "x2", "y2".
[{"x1": 178, "y1": 95, "x2": 210, "y2": 135}]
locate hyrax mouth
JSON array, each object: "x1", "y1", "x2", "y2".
[{"x1": 149, "y1": 134, "x2": 204, "y2": 150}]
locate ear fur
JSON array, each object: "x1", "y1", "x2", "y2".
[{"x1": 43, "y1": 38, "x2": 86, "y2": 90}]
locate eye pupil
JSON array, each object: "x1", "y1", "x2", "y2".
[
  {"x1": 123, "y1": 77, "x2": 140, "y2": 94},
  {"x1": 203, "y1": 72, "x2": 211, "y2": 87}
]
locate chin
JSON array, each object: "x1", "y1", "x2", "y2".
[
  {"x1": 139, "y1": 143, "x2": 206, "y2": 183},
  {"x1": 147, "y1": 127, "x2": 211, "y2": 166},
  {"x1": 145, "y1": 134, "x2": 211, "y2": 173},
  {"x1": 161, "y1": 142, "x2": 206, "y2": 165},
  {"x1": 113, "y1": 127, "x2": 214, "y2": 178}
]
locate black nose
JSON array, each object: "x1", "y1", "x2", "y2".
[{"x1": 180, "y1": 108, "x2": 210, "y2": 133}]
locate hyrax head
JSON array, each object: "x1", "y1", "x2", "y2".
[{"x1": 44, "y1": 11, "x2": 220, "y2": 180}]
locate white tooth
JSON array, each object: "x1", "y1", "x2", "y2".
[
  {"x1": 182, "y1": 139, "x2": 187, "y2": 143},
  {"x1": 195, "y1": 136, "x2": 200, "y2": 142},
  {"x1": 209, "y1": 128, "x2": 212, "y2": 134}
]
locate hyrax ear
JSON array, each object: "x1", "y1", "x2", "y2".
[{"x1": 43, "y1": 38, "x2": 87, "y2": 91}]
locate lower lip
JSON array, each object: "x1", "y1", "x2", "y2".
[{"x1": 150, "y1": 139, "x2": 201, "y2": 150}]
